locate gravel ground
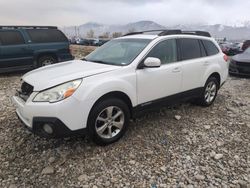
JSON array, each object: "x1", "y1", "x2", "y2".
[{"x1": 0, "y1": 60, "x2": 250, "y2": 187}]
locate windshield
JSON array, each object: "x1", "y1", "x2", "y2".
[{"x1": 85, "y1": 38, "x2": 151, "y2": 66}]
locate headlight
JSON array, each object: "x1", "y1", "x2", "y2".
[{"x1": 33, "y1": 79, "x2": 82, "y2": 103}]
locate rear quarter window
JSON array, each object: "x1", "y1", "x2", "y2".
[
  {"x1": 0, "y1": 31, "x2": 25, "y2": 45},
  {"x1": 202, "y1": 40, "x2": 219, "y2": 56},
  {"x1": 26, "y1": 29, "x2": 68, "y2": 43}
]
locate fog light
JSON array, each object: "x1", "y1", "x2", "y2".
[{"x1": 43, "y1": 124, "x2": 53, "y2": 134}]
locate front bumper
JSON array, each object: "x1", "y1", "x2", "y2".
[
  {"x1": 12, "y1": 95, "x2": 89, "y2": 138},
  {"x1": 229, "y1": 62, "x2": 250, "y2": 76},
  {"x1": 16, "y1": 113, "x2": 87, "y2": 138}
]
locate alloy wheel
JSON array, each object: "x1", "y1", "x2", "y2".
[
  {"x1": 204, "y1": 81, "x2": 217, "y2": 103},
  {"x1": 95, "y1": 106, "x2": 125, "y2": 139}
]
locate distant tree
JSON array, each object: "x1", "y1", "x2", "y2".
[
  {"x1": 112, "y1": 32, "x2": 123, "y2": 38},
  {"x1": 100, "y1": 32, "x2": 110, "y2": 39},
  {"x1": 86, "y1": 29, "x2": 95, "y2": 38}
]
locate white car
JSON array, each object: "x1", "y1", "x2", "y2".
[{"x1": 13, "y1": 30, "x2": 228, "y2": 145}]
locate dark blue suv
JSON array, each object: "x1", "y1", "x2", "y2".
[{"x1": 0, "y1": 26, "x2": 73, "y2": 73}]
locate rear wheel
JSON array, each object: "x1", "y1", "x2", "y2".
[
  {"x1": 196, "y1": 77, "x2": 219, "y2": 107},
  {"x1": 38, "y1": 55, "x2": 57, "y2": 67},
  {"x1": 87, "y1": 98, "x2": 130, "y2": 145}
]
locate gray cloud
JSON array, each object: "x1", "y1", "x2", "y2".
[{"x1": 0, "y1": 0, "x2": 249, "y2": 26}]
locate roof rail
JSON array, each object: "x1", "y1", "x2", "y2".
[
  {"x1": 124, "y1": 29, "x2": 211, "y2": 37},
  {"x1": 182, "y1": 31, "x2": 211, "y2": 37},
  {"x1": 123, "y1": 29, "x2": 173, "y2": 36},
  {"x1": 124, "y1": 31, "x2": 144, "y2": 36},
  {"x1": 158, "y1": 30, "x2": 182, "y2": 36},
  {"x1": 0, "y1": 26, "x2": 58, "y2": 30}
]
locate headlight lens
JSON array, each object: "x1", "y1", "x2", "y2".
[{"x1": 33, "y1": 79, "x2": 82, "y2": 103}]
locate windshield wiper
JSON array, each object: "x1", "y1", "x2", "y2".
[
  {"x1": 81, "y1": 58, "x2": 109, "y2": 64},
  {"x1": 83, "y1": 59, "x2": 122, "y2": 66},
  {"x1": 88, "y1": 59, "x2": 110, "y2": 64}
]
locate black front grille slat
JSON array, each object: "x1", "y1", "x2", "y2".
[
  {"x1": 19, "y1": 82, "x2": 34, "y2": 101},
  {"x1": 21, "y1": 82, "x2": 33, "y2": 96},
  {"x1": 236, "y1": 61, "x2": 250, "y2": 67}
]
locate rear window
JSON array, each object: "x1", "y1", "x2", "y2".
[
  {"x1": 26, "y1": 29, "x2": 68, "y2": 43},
  {"x1": 0, "y1": 31, "x2": 25, "y2": 45},
  {"x1": 179, "y1": 38, "x2": 201, "y2": 60},
  {"x1": 202, "y1": 40, "x2": 219, "y2": 56}
]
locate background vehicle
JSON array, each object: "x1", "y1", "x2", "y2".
[
  {"x1": 75, "y1": 38, "x2": 91, "y2": 45},
  {"x1": 13, "y1": 30, "x2": 228, "y2": 145},
  {"x1": 242, "y1": 40, "x2": 250, "y2": 51},
  {"x1": 0, "y1": 26, "x2": 73, "y2": 73},
  {"x1": 74, "y1": 37, "x2": 109, "y2": 46},
  {"x1": 219, "y1": 42, "x2": 242, "y2": 56},
  {"x1": 230, "y1": 47, "x2": 250, "y2": 76},
  {"x1": 93, "y1": 39, "x2": 110, "y2": 46}
]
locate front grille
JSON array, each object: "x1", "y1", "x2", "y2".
[
  {"x1": 18, "y1": 82, "x2": 34, "y2": 102},
  {"x1": 21, "y1": 82, "x2": 33, "y2": 95},
  {"x1": 236, "y1": 61, "x2": 250, "y2": 67}
]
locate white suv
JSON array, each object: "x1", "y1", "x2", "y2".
[{"x1": 13, "y1": 30, "x2": 228, "y2": 145}]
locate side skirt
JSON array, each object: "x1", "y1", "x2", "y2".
[
  {"x1": 132, "y1": 87, "x2": 203, "y2": 118},
  {"x1": 0, "y1": 65, "x2": 33, "y2": 73}
]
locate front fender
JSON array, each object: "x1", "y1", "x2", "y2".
[
  {"x1": 76, "y1": 75, "x2": 136, "y2": 106},
  {"x1": 71, "y1": 72, "x2": 137, "y2": 128}
]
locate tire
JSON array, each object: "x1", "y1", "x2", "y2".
[
  {"x1": 38, "y1": 55, "x2": 57, "y2": 67},
  {"x1": 87, "y1": 98, "x2": 130, "y2": 146},
  {"x1": 196, "y1": 77, "x2": 219, "y2": 107}
]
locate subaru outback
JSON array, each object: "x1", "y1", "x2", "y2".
[{"x1": 12, "y1": 30, "x2": 228, "y2": 145}]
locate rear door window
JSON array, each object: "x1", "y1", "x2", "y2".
[
  {"x1": 179, "y1": 38, "x2": 201, "y2": 60},
  {"x1": 0, "y1": 31, "x2": 25, "y2": 45},
  {"x1": 202, "y1": 40, "x2": 219, "y2": 56},
  {"x1": 26, "y1": 29, "x2": 68, "y2": 43}
]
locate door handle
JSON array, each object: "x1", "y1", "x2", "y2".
[{"x1": 172, "y1": 67, "x2": 181, "y2": 73}]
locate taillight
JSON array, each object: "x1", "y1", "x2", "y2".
[{"x1": 223, "y1": 54, "x2": 229, "y2": 62}]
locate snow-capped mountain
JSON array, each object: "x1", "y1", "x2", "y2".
[
  {"x1": 61, "y1": 21, "x2": 250, "y2": 40},
  {"x1": 62, "y1": 21, "x2": 166, "y2": 38}
]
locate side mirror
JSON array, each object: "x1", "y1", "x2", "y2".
[{"x1": 143, "y1": 57, "x2": 161, "y2": 68}]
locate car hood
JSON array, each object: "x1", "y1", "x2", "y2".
[
  {"x1": 22, "y1": 60, "x2": 122, "y2": 91},
  {"x1": 232, "y1": 53, "x2": 250, "y2": 62}
]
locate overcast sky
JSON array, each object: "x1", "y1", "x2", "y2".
[{"x1": 0, "y1": 0, "x2": 250, "y2": 26}]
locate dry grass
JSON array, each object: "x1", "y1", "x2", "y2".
[{"x1": 70, "y1": 45, "x2": 97, "y2": 59}]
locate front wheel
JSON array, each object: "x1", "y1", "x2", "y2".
[
  {"x1": 196, "y1": 77, "x2": 219, "y2": 107},
  {"x1": 87, "y1": 98, "x2": 130, "y2": 145}
]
